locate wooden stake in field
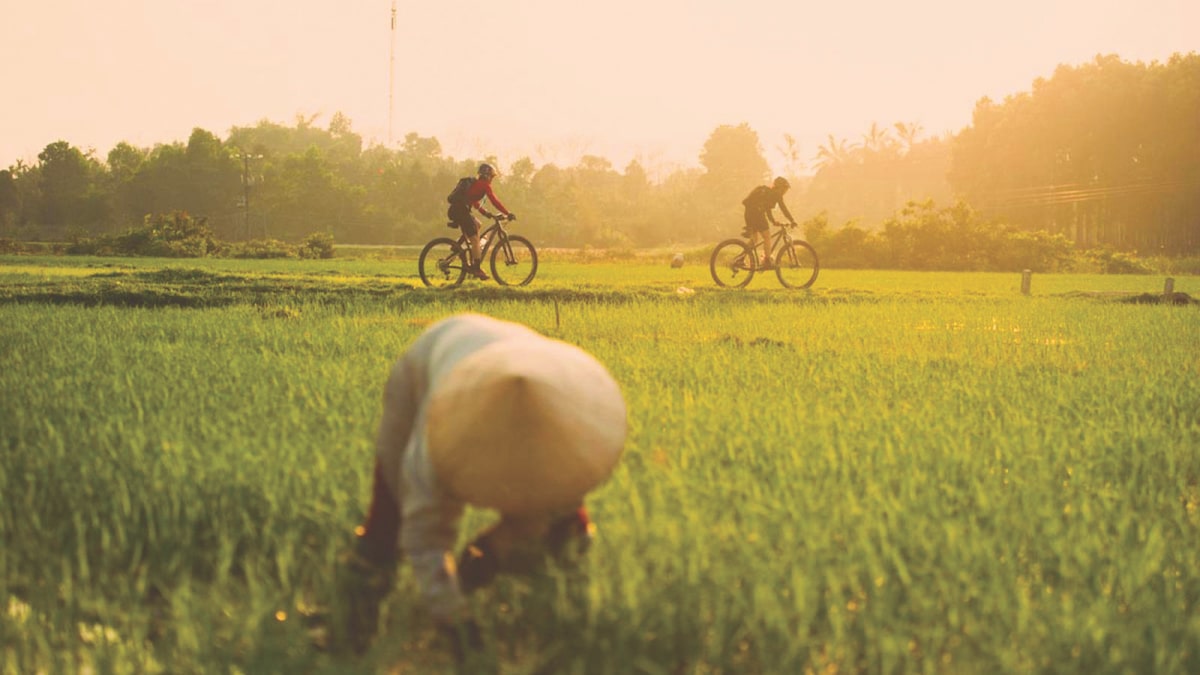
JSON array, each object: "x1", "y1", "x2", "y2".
[{"x1": 1021, "y1": 269, "x2": 1032, "y2": 296}]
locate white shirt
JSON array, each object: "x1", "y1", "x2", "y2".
[{"x1": 373, "y1": 313, "x2": 540, "y2": 623}]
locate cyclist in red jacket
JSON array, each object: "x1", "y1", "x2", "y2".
[{"x1": 448, "y1": 163, "x2": 516, "y2": 280}]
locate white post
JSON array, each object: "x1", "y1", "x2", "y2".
[
  {"x1": 1164, "y1": 277, "x2": 1175, "y2": 299},
  {"x1": 1021, "y1": 270, "x2": 1032, "y2": 296}
]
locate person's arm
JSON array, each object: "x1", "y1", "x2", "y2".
[
  {"x1": 483, "y1": 184, "x2": 511, "y2": 218},
  {"x1": 401, "y1": 489, "x2": 485, "y2": 667},
  {"x1": 402, "y1": 493, "x2": 470, "y2": 626},
  {"x1": 400, "y1": 442, "x2": 471, "y2": 626},
  {"x1": 778, "y1": 198, "x2": 797, "y2": 225}
]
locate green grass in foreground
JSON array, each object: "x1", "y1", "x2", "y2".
[{"x1": 1, "y1": 257, "x2": 1198, "y2": 674}]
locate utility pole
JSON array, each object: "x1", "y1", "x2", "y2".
[
  {"x1": 388, "y1": 1, "x2": 397, "y2": 146},
  {"x1": 242, "y1": 154, "x2": 251, "y2": 239},
  {"x1": 237, "y1": 152, "x2": 263, "y2": 240}
]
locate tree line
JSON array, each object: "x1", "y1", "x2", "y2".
[{"x1": 1, "y1": 53, "x2": 1196, "y2": 258}]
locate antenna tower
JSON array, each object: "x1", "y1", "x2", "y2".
[{"x1": 388, "y1": 1, "x2": 397, "y2": 146}]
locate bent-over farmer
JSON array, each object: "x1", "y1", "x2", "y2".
[{"x1": 331, "y1": 313, "x2": 627, "y2": 660}]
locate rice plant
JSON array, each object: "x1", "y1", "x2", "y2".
[{"x1": 2, "y1": 256, "x2": 1197, "y2": 673}]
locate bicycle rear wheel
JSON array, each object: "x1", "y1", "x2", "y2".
[
  {"x1": 775, "y1": 240, "x2": 819, "y2": 289},
  {"x1": 418, "y1": 237, "x2": 467, "y2": 289},
  {"x1": 490, "y1": 234, "x2": 538, "y2": 286},
  {"x1": 710, "y1": 238, "x2": 755, "y2": 288}
]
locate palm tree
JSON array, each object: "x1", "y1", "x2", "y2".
[
  {"x1": 776, "y1": 133, "x2": 805, "y2": 178},
  {"x1": 861, "y1": 122, "x2": 896, "y2": 157},
  {"x1": 813, "y1": 135, "x2": 853, "y2": 172},
  {"x1": 893, "y1": 122, "x2": 924, "y2": 155}
]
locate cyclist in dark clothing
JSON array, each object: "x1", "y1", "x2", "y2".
[
  {"x1": 742, "y1": 177, "x2": 796, "y2": 269},
  {"x1": 448, "y1": 163, "x2": 516, "y2": 280}
]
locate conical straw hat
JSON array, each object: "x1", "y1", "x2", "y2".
[{"x1": 426, "y1": 336, "x2": 626, "y2": 515}]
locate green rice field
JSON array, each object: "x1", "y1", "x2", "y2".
[{"x1": 2, "y1": 253, "x2": 1198, "y2": 674}]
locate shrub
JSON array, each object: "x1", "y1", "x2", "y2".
[
  {"x1": 148, "y1": 237, "x2": 212, "y2": 258},
  {"x1": 1156, "y1": 256, "x2": 1200, "y2": 275},
  {"x1": 996, "y1": 230, "x2": 1076, "y2": 273},
  {"x1": 62, "y1": 212, "x2": 217, "y2": 258},
  {"x1": 298, "y1": 232, "x2": 335, "y2": 259},
  {"x1": 821, "y1": 224, "x2": 889, "y2": 269},
  {"x1": 65, "y1": 238, "x2": 102, "y2": 255},
  {"x1": 223, "y1": 239, "x2": 295, "y2": 259},
  {"x1": 1081, "y1": 247, "x2": 1156, "y2": 274},
  {"x1": 143, "y1": 212, "x2": 218, "y2": 257}
]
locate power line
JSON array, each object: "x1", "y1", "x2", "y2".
[{"x1": 981, "y1": 176, "x2": 1199, "y2": 210}]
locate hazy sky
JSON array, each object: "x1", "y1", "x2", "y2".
[{"x1": 2, "y1": 0, "x2": 1196, "y2": 176}]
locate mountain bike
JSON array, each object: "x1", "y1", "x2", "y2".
[
  {"x1": 418, "y1": 215, "x2": 538, "y2": 289},
  {"x1": 709, "y1": 223, "x2": 819, "y2": 289}
]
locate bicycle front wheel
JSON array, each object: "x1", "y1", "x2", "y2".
[
  {"x1": 775, "y1": 240, "x2": 819, "y2": 289},
  {"x1": 490, "y1": 235, "x2": 538, "y2": 286},
  {"x1": 418, "y1": 237, "x2": 467, "y2": 289},
  {"x1": 710, "y1": 238, "x2": 755, "y2": 288}
]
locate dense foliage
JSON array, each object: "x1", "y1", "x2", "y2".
[
  {"x1": 952, "y1": 54, "x2": 1200, "y2": 255},
  {"x1": 804, "y1": 200, "x2": 1156, "y2": 274},
  {"x1": 1, "y1": 54, "x2": 1196, "y2": 258},
  {"x1": 56, "y1": 212, "x2": 336, "y2": 260}
]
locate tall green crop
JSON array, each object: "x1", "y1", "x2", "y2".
[{"x1": 2, "y1": 258, "x2": 1197, "y2": 674}]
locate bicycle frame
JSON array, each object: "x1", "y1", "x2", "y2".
[
  {"x1": 450, "y1": 216, "x2": 510, "y2": 264},
  {"x1": 438, "y1": 217, "x2": 505, "y2": 266},
  {"x1": 747, "y1": 224, "x2": 794, "y2": 261},
  {"x1": 728, "y1": 224, "x2": 793, "y2": 270}
]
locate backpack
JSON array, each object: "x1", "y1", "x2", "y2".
[
  {"x1": 742, "y1": 185, "x2": 775, "y2": 211},
  {"x1": 446, "y1": 177, "x2": 474, "y2": 205}
]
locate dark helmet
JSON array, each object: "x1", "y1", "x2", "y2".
[
  {"x1": 478, "y1": 163, "x2": 497, "y2": 179},
  {"x1": 773, "y1": 176, "x2": 790, "y2": 190}
]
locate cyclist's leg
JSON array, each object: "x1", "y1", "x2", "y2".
[
  {"x1": 464, "y1": 217, "x2": 488, "y2": 279},
  {"x1": 448, "y1": 205, "x2": 471, "y2": 247},
  {"x1": 744, "y1": 208, "x2": 771, "y2": 267},
  {"x1": 451, "y1": 207, "x2": 488, "y2": 278}
]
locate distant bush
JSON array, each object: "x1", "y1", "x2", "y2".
[
  {"x1": 65, "y1": 212, "x2": 218, "y2": 258},
  {"x1": 807, "y1": 218, "x2": 889, "y2": 269},
  {"x1": 804, "y1": 201, "x2": 1164, "y2": 274},
  {"x1": 1155, "y1": 256, "x2": 1200, "y2": 275},
  {"x1": 1078, "y1": 247, "x2": 1156, "y2": 274},
  {"x1": 64, "y1": 236, "x2": 102, "y2": 255},
  {"x1": 57, "y1": 214, "x2": 338, "y2": 260},
  {"x1": 298, "y1": 232, "x2": 335, "y2": 259},
  {"x1": 996, "y1": 230, "x2": 1076, "y2": 273},
  {"x1": 0, "y1": 237, "x2": 22, "y2": 254},
  {"x1": 222, "y1": 238, "x2": 296, "y2": 259}
]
